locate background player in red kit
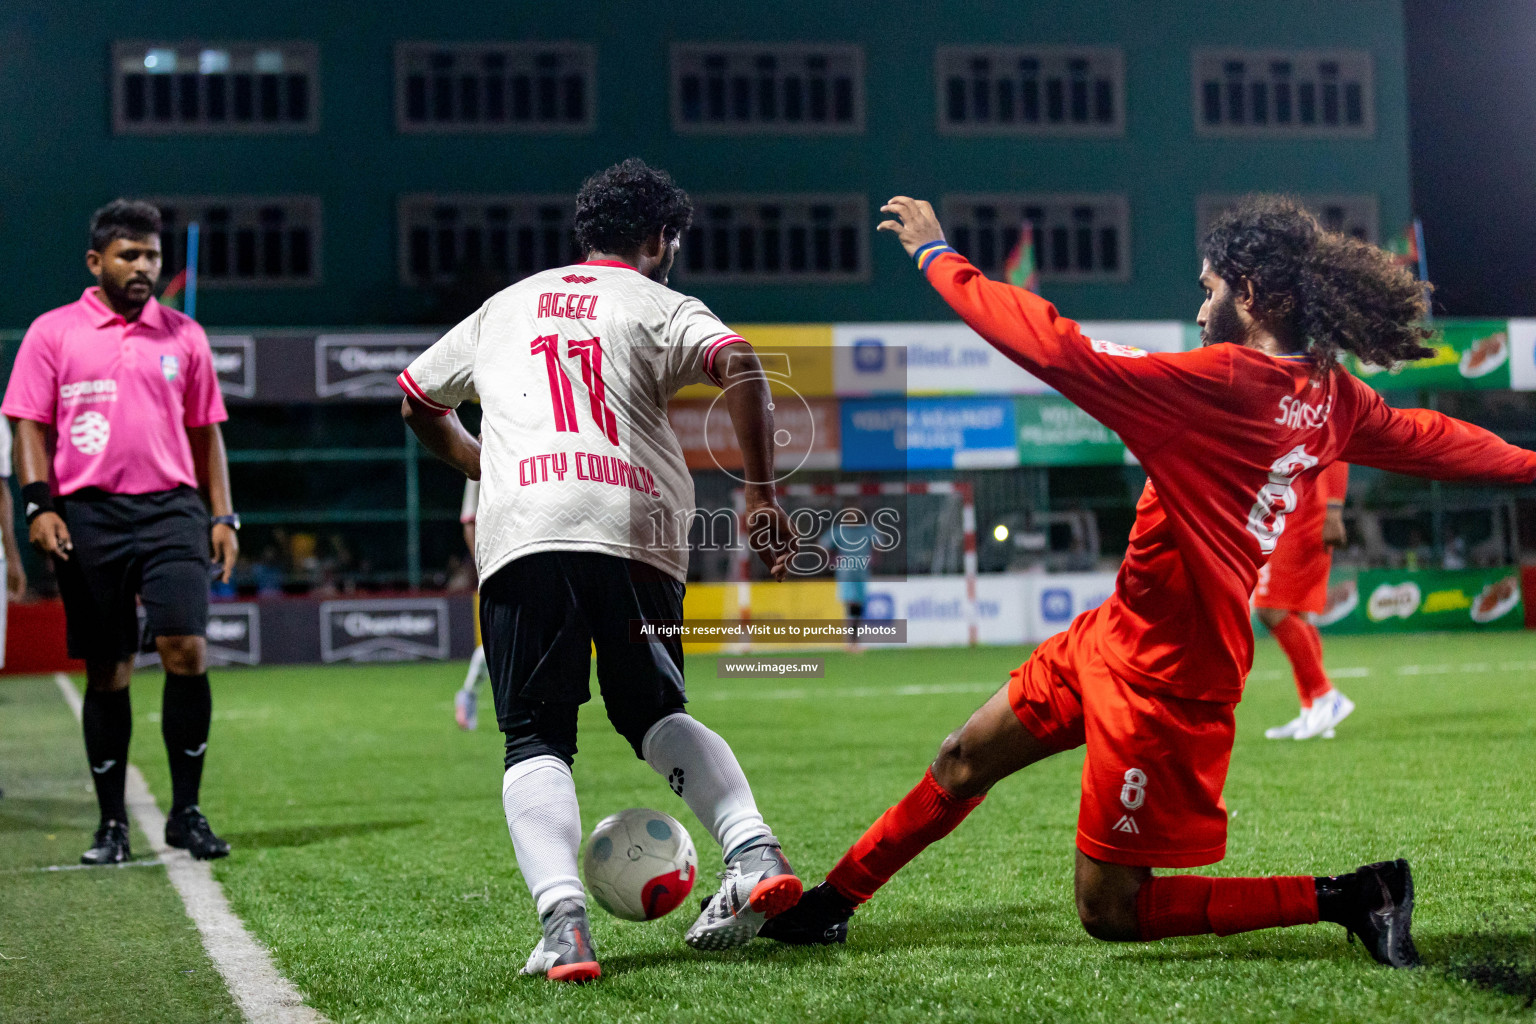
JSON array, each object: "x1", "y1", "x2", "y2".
[
  {"x1": 760, "y1": 196, "x2": 1536, "y2": 967},
  {"x1": 1256, "y1": 460, "x2": 1354, "y2": 740}
]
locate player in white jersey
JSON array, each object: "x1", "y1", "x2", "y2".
[
  {"x1": 400, "y1": 159, "x2": 802, "y2": 982},
  {"x1": 453, "y1": 478, "x2": 490, "y2": 730},
  {"x1": 0, "y1": 418, "x2": 28, "y2": 663}
]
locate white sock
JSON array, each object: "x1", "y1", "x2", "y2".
[
  {"x1": 642, "y1": 712, "x2": 773, "y2": 860},
  {"x1": 502, "y1": 755, "x2": 585, "y2": 917},
  {"x1": 462, "y1": 645, "x2": 488, "y2": 693}
]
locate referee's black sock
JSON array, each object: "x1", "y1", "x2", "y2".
[
  {"x1": 162, "y1": 672, "x2": 212, "y2": 815},
  {"x1": 82, "y1": 687, "x2": 132, "y2": 825}
]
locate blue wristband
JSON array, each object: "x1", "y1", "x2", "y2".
[{"x1": 912, "y1": 240, "x2": 957, "y2": 271}]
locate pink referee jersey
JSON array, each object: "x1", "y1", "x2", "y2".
[{"x1": 2, "y1": 288, "x2": 228, "y2": 496}]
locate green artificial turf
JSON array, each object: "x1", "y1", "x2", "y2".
[
  {"x1": 0, "y1": 674, "x2": 241, "y2": 1024},
  {"x1": 8, "y1": 633, "x2": 1536, "y2": 1022}
]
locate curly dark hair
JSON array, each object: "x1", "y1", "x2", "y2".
[
  {"x1": 1200, "y1": 195, "x2": 1434, "y2": 373},
  {"x1": 573, "y1": 158, "x2": 693, "y2": 257},
  {"x1": 90, "y1": 198, "x2": 162, "y2": 252}
]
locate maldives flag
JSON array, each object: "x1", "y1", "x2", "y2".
[
  {"x1": 160, "y1": 268, "x2": 188, "y2": 309},
  {"x1": 1386, "y1": 219, "x2": 1424, "y2": 277},
  {"x1": 1004, "y1": 222, "x2": 1038, "y2": 292}
]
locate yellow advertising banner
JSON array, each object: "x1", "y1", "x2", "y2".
[
  {"x1": 679, "y1": 580, "x2": 844, "y2": 653},
  {"x1": 674, "y1": 324, "x2": 834, "y2": 399}
]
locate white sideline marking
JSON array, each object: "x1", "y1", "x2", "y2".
[
  {"x1": 1, "y1": 859, "x2": 164, "y2": 875},
  {"x1": 52, "y1": 673, "x2": 329, "y2": 1024}
]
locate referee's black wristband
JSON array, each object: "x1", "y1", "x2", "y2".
[{"x1": 21, "y1": 481, "x2": 55, "y2": 523}]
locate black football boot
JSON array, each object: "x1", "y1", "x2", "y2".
[
  {"x1": 757, "y1": 880, "x2": 856, "y2": 946},
  {"x1": 1317, "y1": 859, "x2": 1421, "y2": 968}
]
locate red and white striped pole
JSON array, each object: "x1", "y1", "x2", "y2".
[
  {"x1": 730, "y1": 480, "x2": 980, "y2": 647},
  {"x1": 957, "y1": 481, "x2": 978, "y2": 646}
]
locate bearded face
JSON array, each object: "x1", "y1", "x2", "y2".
[{"x1": 1200, "y1": 288, "x2": 1250, "y2": 347}]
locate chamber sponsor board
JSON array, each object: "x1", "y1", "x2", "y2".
[
  {"x1": 320, "y1": 598, "x2": 451, "y2": 662},
  {"x1": 1015, "y1": 396, "x2": 1127, "y2": 465},
  {"x1": 1313, "y1": 567, "x2": 1524, "y2": 633},
  {"x1": 833, "y1": 323, "x2": 1181, "y2": 396},
  {"x1": 1023, "y1": 572, "x2": 1117, "y2": 642},
  {"x1": 669, "y1": 396, "x2": 840, "y2": 470},
  {"x1": 841, "y1": 397, "x2": 1017, "y2": 470},
  {"x1": 136, "y1": 603, "x2": 261, "y2": 667},
  {"x1": 316, "y1": 334, "x2": 439, "y2": 399},
  {"x1": 1350, "y1": 320, "x2": 1512, "y2": 391},
  {"x1": 208, "y1": 335, "x2": 256, "y2": 399},
  {"x1": 862, "y1": 574, "x2": 1029, "y2": 646}
]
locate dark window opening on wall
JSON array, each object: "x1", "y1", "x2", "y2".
[
  {"x1": 937, "y1": 46, "x2": 1123, "y2": 135},
  {"x1": 154, "y1": 197, "x2": 321, "y2": 286},
  {"x1": 680, "y1": 197, "x2": 867, "y2": 282},
  {"x1": 673, "y1": 44, "x2": 863, "y2": 133},
  {"x1": 114, "y1": 43, "x2": 319, "y2": 133},
  {"x1": 944, "y1": 195, "x2": 1130, "y2": 282},
  {"x1": 1195, "y1": 49, "x2": 1372, "y2": 136},
  {"x1": 397, "y1": 43, "x2": 593, "y2": 132},
  {"x1": 398, "y1": 196, "x2": 580, "y2": 286}
]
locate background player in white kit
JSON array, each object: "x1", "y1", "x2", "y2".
[
  {"x1": 399, "y1": 159, "x2": 802, "y2": 982},
  {"x1": 0, "y1": 419, "x2": 29, "y2": 662},
  {"x1": 453, "y1": 477, "x2": 489, "y2": 730}
]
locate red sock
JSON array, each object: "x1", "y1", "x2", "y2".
[
  {"x1": 826, "y1": 768, "x2": 984, "y2": 904},
  {"x1": 1269, "y1": 613, "x2": 1332, "y2": 707},
  {"x1": 1136, "y1": 875, "x2": 1319, "y2": 940}
]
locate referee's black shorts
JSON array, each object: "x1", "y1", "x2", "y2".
[
  {"x1": 481, "y1": 550, "x2": 687, "y2": 768},
  {"x1": 54, "y1": 485, "x2": 211, "y2": 662}
]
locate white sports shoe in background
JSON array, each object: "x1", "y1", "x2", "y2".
[
  {"x1": 1265, "y1": 711, "x2": 1309, "y2": 740},
  {"x1": 1294, "y1": 689, "x2": 1355, "y2": 740},
  {"x1": 455, "y1": 688, "x2": 478, "y2": 731}
]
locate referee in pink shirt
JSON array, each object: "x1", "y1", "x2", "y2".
[{"x1": 3, "y1": 200, "x2": 239, "y2": 864}]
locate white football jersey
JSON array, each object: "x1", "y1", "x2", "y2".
[{"x1": 401, "y1": 260, "x2": 744, "y2": 583}]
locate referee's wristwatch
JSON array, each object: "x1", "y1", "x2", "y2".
[{"x1": 212, "y1": 514, "x2": 241, "y2": 530}]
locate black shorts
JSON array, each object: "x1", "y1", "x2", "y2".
[
  {"x1": 481, "y1": 550, "x2": 686, "y2": 763},
  {"x1": 55, "y1": 486, "x2": 211, "y2": 662}
]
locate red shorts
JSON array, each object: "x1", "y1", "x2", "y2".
[
  {"x1": 1008, "y1": 611, "x2": 1235, "y2": 868},
  {"x1": 1253, "y1": 540, "x2": 1333, "y2": 614}
]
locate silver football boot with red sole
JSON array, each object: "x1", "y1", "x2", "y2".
[{"x1": 684, "y1": 840, "x2": 802, "y2": 951}]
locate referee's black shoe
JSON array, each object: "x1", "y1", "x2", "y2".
[
  {"x1": 165, "y1": 806, "x2": 231, "y2": 860},
  {"x1": 81, "y1": 820, "x2": 131, "y2": 865}
]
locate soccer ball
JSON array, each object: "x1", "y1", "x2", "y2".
[{"x1": 582, "y1": 809, "x2": 698, "y2": 922}]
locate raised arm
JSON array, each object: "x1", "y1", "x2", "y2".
[
  {"x1": 1340, "y1": 383, "x2": 1536, "y2": 484},
  {"x1": 877, "y1": 197, "x2": 1209, "y2": 450}
]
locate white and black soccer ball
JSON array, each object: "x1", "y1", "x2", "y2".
[{"x1": 582, "y1": 809, "x2": 698, "y2": 922}]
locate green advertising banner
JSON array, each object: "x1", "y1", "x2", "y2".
[
  {"x1": 1312, "y1": 566, "x2": 1524, "y2": 634},
  {"x1": 1015, "y1": 396, "x2": 1127, "y2": 465},
  {"x1": 1348, "y1": 319, "x2": 1512, "y2": 391}
]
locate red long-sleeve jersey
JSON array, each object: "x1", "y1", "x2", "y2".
[{"x1": 923, "y1": 250, "x2": 1536, "y2": 701}]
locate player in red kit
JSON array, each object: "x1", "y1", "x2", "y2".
[
  {"x1": 1256, "y1": 460, "x2": 1355, "y2": 740},
  {"x1": 760, "y1": 196, "x2": 1536, "y2": 967}
]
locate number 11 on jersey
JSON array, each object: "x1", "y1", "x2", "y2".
[{"x1": 533, "y1": 334, "x2": 619, "y2": 445}]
